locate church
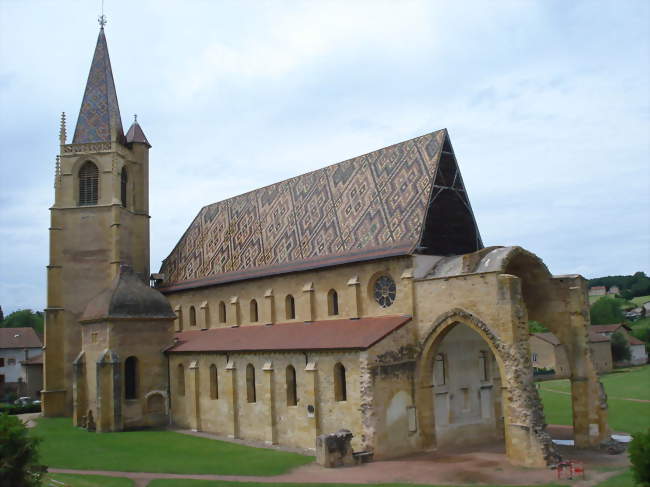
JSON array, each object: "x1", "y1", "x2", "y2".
[{"x1": 42, "y1": 24, "x2": 610, "y2": 468}]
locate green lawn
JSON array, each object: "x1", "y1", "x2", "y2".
[
  {"x1": 46, "y1": 473, "x2": 134, "y2": 487},
  {"x1": 539, "y1": 365, "x2": 650, "y2": 433},
  {"x1": 31, "y1": 418, "x2": 313, "y2": 475},
  {"x1": 592, "y1": 469, "x2": 635, "y2": 487}
]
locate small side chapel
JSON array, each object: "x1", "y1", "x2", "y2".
[{"x1": 42, "y1": 23, "x2": 611, "y2": 467}]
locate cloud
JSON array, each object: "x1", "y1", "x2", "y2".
[{"x1": 0, "y1": 0, "x2": 648, "y2": 313}]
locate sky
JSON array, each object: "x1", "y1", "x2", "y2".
[{"x1": 0, "y1": 0, "x2": 648, "y2": 314}]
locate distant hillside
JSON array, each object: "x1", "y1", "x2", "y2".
[{"x1": 588, "y1": 272, "x2": 650, "y2": 300}]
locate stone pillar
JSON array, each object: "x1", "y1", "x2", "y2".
[
  {"x1": 72, "y1": 351, "x2": 86, "y2": 427},
  {"x1": 304, "y1": 361, "x2": 320, "y2": 441},
  {"x1": 496, "y1": 274, "x2": 555, "y2": 467},
  {"x1": 225, "y1": 360, "x2": 239, "y2": 438},
  {"x1": 96, "y1": 349, "x2": 121, "y2": 433},
  {"x1": 264, "y1": 289, "x2": 275, "y2": 325},
  {"x1": 346, "y1": 276, "x2": 361, "y2": 319},
  {"x1": 400, "y1": 268, "x2": 415, "y2": 316},
  {"x1": 229, "y1": 297, "x2": 240, "y2": 327},
  {"x1": 262, "y1": 361, "x2": 277, "y2": 444},
  {"x1": 188, "y1": 360, "x2": 201, "y2": 431},
  {"x1": 302, "y1": 282, "x2": 315, "y2": 322},
  {"x1": 174, "y1": 305, "x2": 183, "y2": 332},
  {"x1": 200, "y1": 301, "x2": 210, "y2": 330},
  {"x1": 552, "y1": 275, "x2": 609, "y2": 447}
]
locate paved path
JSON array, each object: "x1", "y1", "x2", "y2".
[{"x1": 540, "y1": 387, "x2": 650, "y2": 403}]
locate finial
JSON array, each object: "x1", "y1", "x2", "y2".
[
  {"x1": 134, "y1": 114, "x2": 138, "y2": 123},
  {"x1": 98, "y1": 0, "x2": 107, "y2": 28},
  {"x1": 59, "y1": 112, "x2": 67, "y2": 144}
]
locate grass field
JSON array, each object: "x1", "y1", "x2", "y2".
[
  {"x1": 31, "y1": 418, "x2": 313, "y2": 475},
  {"x1": 539, "y1": 365, "x2": 650, "y2": 433}
]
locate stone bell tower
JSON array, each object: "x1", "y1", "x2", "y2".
[{"x1": 42, "y1": 21, "x2": 152, "y2": 416}]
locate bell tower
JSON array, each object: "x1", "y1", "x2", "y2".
[{"x1": 42, "y1": 21, "x2": 152, "y2": 416}]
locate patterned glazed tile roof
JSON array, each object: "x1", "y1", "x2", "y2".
[
  {"x1": 160, "y1": 129, "x2": 483, "y2": 290},
  {"x1": 167, "y1": 315, "x2": 412, "y2": 353},
  {"x1": 72, "y1": 28, "x2": 125, "y2": 144}
]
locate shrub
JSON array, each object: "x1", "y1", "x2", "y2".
[
  {"x1": 629, "y1": 429, "x2": 650, "y2": 486},
  {"x1": 0, "y1": 413, "x2": 46, "y2": 487}
]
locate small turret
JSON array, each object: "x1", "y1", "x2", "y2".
[{"x1": 125, "y1": 115, "x2": 151, "y2": 147}]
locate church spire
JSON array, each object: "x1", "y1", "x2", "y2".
[{"x1": 72, "y1": 25, "x2": 125, "y2": 145}]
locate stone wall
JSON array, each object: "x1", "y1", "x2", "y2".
[{"x1": 169, "y1": 349, "x2": 365, "y2": 451}]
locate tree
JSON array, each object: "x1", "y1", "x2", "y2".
[
  {"x1": 1, "y1": 310, "x2": 44, "y2": 334},
  {"x1": 629, "y1": 429, "x2": 650, "y2": 486},
  {"x1": 0, "y1": 413, "x2": 46, "y2": 487},
  {"x1": 0, "y1": 305, "x2": 4, "y2": 322},
  {"x1": 590, "y1": 297, "x2": 624, "y2": 325},
  {"x1": 610, "y1": 331, "x2": 631, "y2": 362},
  {"x1": 528, "y1": 321, "x2": 549, "y2": 333}
]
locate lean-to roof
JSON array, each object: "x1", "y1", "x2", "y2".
[{"x1": 167, "y1": 315, "x2": 412, "y2": 353}]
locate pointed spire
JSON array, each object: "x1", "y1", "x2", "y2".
[
  {"x1": 59, "y1": 112, "x2": 67, "y2": 144},
  {"x1": 72, "y1": 27, "x2": 125, "y2": 145},
  {"x1": 125, "y1": 114, "x2": 152, "y2": 148}
]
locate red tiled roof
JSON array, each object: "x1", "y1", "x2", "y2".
[
  {"x1": 588, "y1": 332, "x2": 610, "y2": 343},
  {"x1": 590, "y1": 324, "x2": 627, "y2": 334},
  {"x1": 531, "y1": 332, "x2": 561, "y2": 346},
  {"x1": 0, "y1": 327, "x2": 42, "y2": 349},
  {"x1": 629, "y1": 336, "x2": 646, "y2": 346},
  {"x1": 167, "y1": 315, "x2": 412, "y2": 353}
]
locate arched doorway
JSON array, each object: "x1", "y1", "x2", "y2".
[
  {"x1": 419, "y1": 318, "x2": 505, "y2": 450},
  {"x1": 432, "y1": 323, "x2": 504, "y2": 448}
]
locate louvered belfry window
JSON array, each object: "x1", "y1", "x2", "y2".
[{"x1": 79, "y1": 161, "x2": 99, "y2": 206}]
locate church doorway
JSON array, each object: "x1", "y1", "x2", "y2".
[{"x1": 430, "y1": 322, "x2": 504, "y2": 449}]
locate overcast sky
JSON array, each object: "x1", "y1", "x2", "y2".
[{"x1": 1, "y1": 0, "x2": 648, "y2": 314}]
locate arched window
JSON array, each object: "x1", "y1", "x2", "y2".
[
  {"x1": 286, "y1": 365, "x2": 297, "y2": 406},
  {"x1": 334, "y1": 362, "x2": 347, "y2": 402},
  {"x1": 479, "y1": 350, "x2": 489, "y2": 381},
  {"x1": 124, "y1": 356, "x2": 138, "y2": 399},
  {"x1": 189, "y1": 306, "x2": 197, "y2": 327},
  {"x1": 209, "y1": 364, "x2": 218, "y2": 399},
  {"x1": 79, "y1": 161, "x2": 99, "y2": 206},
  {"x1": 250, "y1": 299, "x2": 258, "y2": 322},
  {"x1": 327, "y1": 289, "x2": 339, "y2": 316},
  {"x1": 246, "y1": 363, "x2": 256, "y2": 403},
  {"x1": 120, "y1": 166, "x2": 128, "y2": 208},
  {"x1": 218, "y1": 301, "x2": 227, "y2": 323},
  {"x1": 434, "y1": 353, "x2": 446, "y2": 386},
  {"x1": 285, "y1": 295, "x2": 295, "y2": 320},
  {"x1": 177, "y1": 363, "x2": 185, "y2": 396}
]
